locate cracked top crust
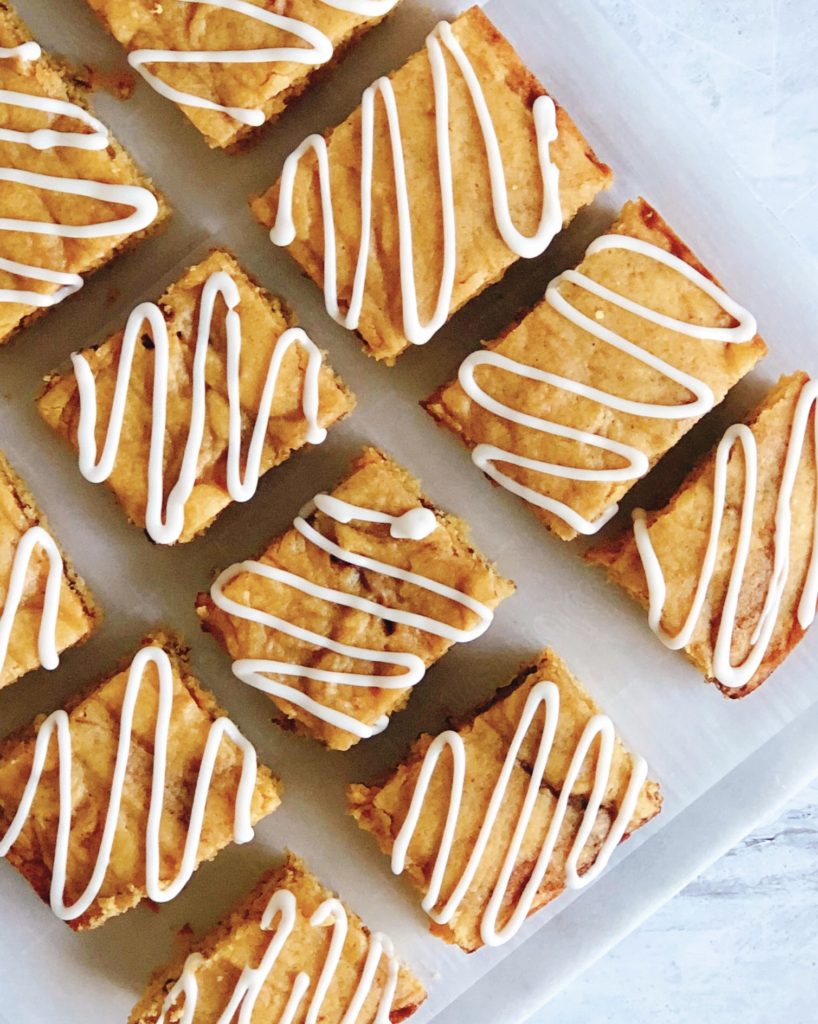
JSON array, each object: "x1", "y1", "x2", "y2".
[{"x1": 348, "y1": 647, "x2": 661, "y2": 951}]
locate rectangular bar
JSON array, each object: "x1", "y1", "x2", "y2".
[
  {"x1": 197, "y1": 446, "x2": 514, "y2": 750},
  {"x1": 129, "y1": 851, "x2": 426, "y2": 1023},
  {"x1": 0, "y1": 451, "x2": 99, "y2": 688},
  {"x1": 251, "y1": 6, "x2": 612, "y2": 364},
  {"x1": 348, "y1": 647, "x2": 661, "y2": 952},
  {"x1": 0, "y1": 3, "x2": 167, "y2": 343},
  {"x1": 0, "y1": 632, "x2": 281, "y2": 930},
  {"x1": 85, "y1": 0, "x2": 403, "y2": 150},
  {"x1": 37, "y1": 249, "x2": 355, "y2": 544},
  {"x1": 587, "y1": 372, "x2": 818, "y2": 699},
  {"x1": 425, "y1": 197, "x2": 768, "y2": 539}
]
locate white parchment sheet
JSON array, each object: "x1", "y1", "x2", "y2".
[{"x1": 0, "y1": 0, "x2": 817, "y2": 1022}]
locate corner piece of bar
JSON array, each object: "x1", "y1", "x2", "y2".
[
  {"x1": 348, "y1": 647, "x2": 661, "y2": 952},
  {"x1": 128, "y1": 852, "x2": 425, "y2": 1024},
  {"x1": 587, "y1": 371, "x2": 818, "y2": 698},
  {"x1": 425, "y1": 197, "x2": 767, "y2": 540},
  {"x1": 251, "y1": 6, "x2": 612, "y2": 364},
  {"x1": 197, "y1": 446, "x2": 514, "y2": 750}
]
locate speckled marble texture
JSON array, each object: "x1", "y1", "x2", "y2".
[{"x1": 529, "y1": 2, "x2": 818, "y2": 1021}]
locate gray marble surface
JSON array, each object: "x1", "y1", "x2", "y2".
[{"x1": 530, "y1": 2, "x2": 818, "y2": 1021}]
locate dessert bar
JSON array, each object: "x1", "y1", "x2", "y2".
[
  {"x1": 129, "y1": 851, "x2": 425, "y2": 1023},
  {"x1": 426, "y1": 198, "x2": 768, "y2": 540},
  {"x1": 349, "y1": 648, "x2": 661, "y2": 951},
  {"x1": 38, "y1": 249, "x2": 354, "y2": 544},
  {"x1": 0, "y1": 633, "x2": 281, "y2": 929},
  {"x1": 0, "y1": 3, "x2": 166, "y2": 343},
  {"x1": 0, "y1": 450, "x2": 99, "y2": 688},
  {"x1": 252, "y1": 6, "x2": 612, "y2": 364},
  {"x1": 85, "y1": 0, "x2": 403, "y2": 150},
  {"x1": 588, "y1": 372, "x2": 818, "y2": 698},
  {"x1": 197, "y1": 446, "x2": 514, "y2": 750}
]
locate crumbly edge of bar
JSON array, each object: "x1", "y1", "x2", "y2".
[
  {"x1": 128, "y1": 850, "x2": 426, "y2": 1024},
  {"x1": 0, "y1": 1, "x2": 170, "y2": 345}
]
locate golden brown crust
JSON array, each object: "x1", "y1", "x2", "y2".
[
  {"x1": 83, "y1": 0, "x2": 402, "y2": 150},
  {"x1": 0, "y1": 2, "x2": 168, "y2": 343},
  {"x1": 348, "y1": 648, "x2": 661, "y2": 951},
  {"x1": 37, "y1": 248, "x2": 355, "y2": 543},
  {"x1": 425, "y1": 197, "x2": 768, "y2": 540},
  {"x1": 0, "y1": 631, "x2": 281, "y2": 930},
  {"x1": 0, "y1": 450, "x2": 100, "y2": 688},
  {"x1": 198, "y1": 446, "x2": 515, "y2": 750},
  {"x1": 129, "y1": 851, "x2": 425, "y2": 1024},
  {"x1": 587, "y1": 372, "x2": 815, "y2": 698},
  {"x1": 251, "y1": 6, "x2": 612, "y2": 364}
]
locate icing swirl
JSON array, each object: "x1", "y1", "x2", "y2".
[
  {"x1": 128, "y1": 0, "x2": 401, "y2": 129},
  {"x1": 0, "y1": 644, "x2": 259, "y2": 922},
  {"x1": 158, "y1": 889, "x2": 399, "y2": 1024},
  {"x1": 209, "y1": 493, "x2": 494, "y2": 739},
  {"x1": 392, "y1": 678, "x2": 648, "y2": 947},
  {"x1": 458, "y1": 234, "x2": 758, "y2": 535},
  {"x1": 0, "y1": 525, "x2": 63, "y2": 675},
  {"x1": 0, "y1": 43, "x2": 158, "y2": 311},
  {"x1": 633, "y1": 376, "x2": 818, "y2": 690},
  {"x1": 72, "y1": 269, "x2": 328, "y2": 544},
  {"x1": 271, "y1": 19, "x2": 561, "y2": 347}
]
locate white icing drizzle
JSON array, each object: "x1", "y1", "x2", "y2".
[
  {"x1": 633, "y1": 377, "x2": 818, "y2": 690},
  {"x1": 72, "y1": 269, "x2": 329, "y2": 545},
  {"x1": 128, "y1": 0, "x2": 400, "y2": 129},
  {"x1": 458, "y1": 233, "x2": 758, "y2": 535},
  {"x1": 392, "y1": 679, "x2": 648, "y2": 947},
  {"x1": 271, "y1": 20, "x2": 561, "y2": 347},
  {"x1": 0, "y1": 644, "x2": 259, "y2": 922},
  {"x1": 0, "y1": 43, "x2": 158, "y2": 310},
  {"x1": 0, "y1": 526, "x2": 64, "y2": 674},
  {"x1": 209, "y1": 494, "x2": 494, "y2": 739},
  {"x1": 158, "y1": 888, "x2": 399, "y2": 1024}
]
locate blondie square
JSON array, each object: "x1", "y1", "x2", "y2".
[
  {"x1": 0, "y1": 633, "x2": 281, "y2": 930},
  {"x1": 129, "y1": 852, "x2": 425, "y2": 1023},
  {"x1": 0, "y1": 451, "x2": 99, "y2": 688},
  {"x1": 84, "y1": 0, "x2": 403, "y2": 150},
  {"x1": 251, "y1": 6, "x2": 612, "y2": 364},
  {"x1": 37, "y1": 249, "x2": 354, "y2": 544},
  {"x1": 588, "y1": 372, "x2": 818, "y2": 698},
  {"x1": 197, "y1": 446, "x2": 514, "y2": 750},
  {"x1": 349, "y1": 648, "x2": 661, "y2": 951},
  {"x1": 426, "y1": 198, "x2": 768, "y2": 540},
  {"x1": 0, "y1": 3, "x2": 166, "y2": 343}
]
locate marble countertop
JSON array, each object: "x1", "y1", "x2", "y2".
[{"x1": 530, "y1": 2, "x2": 818, "y2": 1021}]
